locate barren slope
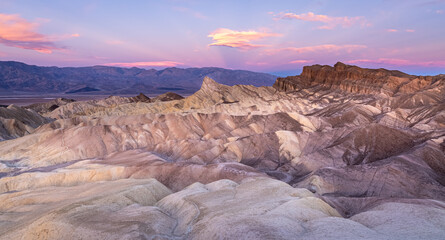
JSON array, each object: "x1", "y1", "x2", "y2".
[{"x1": 0, "y1": 63, "x2": 444, "y2": 239}]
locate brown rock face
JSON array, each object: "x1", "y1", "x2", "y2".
[
  {"x1": 151, "y1": 92, "x2": 184, "y2": 102},
  {"x1": 128, "y1": 93, "x2": 151, "y2": 103},
  {"x1": 273, "y1": 62, "x2": 443, "y2": 96},
  {"x1": 129, "y1": 92, "x2": 184, "y2": 103}
]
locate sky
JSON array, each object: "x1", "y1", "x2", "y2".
[{"x1": 0, "y1": 0, "x2": 444, "y2": 76}]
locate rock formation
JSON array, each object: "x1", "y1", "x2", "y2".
[
  {"x1": 0, "y1": 105, "x2": 51, "y2": 140},
  {"x1": 150, "y1": 92, "x2": 184, "y2": 102},
  {"x1": 25, "y1": 98, "x2": 76, "y2": 114},
  {"x1": 273, "y1": 62, "x2": 443, "y2": 96},
  {"x1": 0, "y1": 62, "x2": 444, "y2": 239},
  {"x1": 128, "y1": 93, "x2": 151, "y2": 103}
]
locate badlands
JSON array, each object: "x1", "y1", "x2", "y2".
[{"x1": 0, "y1": 62, "x2": 444, "y2": 239}]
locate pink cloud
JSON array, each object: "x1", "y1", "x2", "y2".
[
  {"x1": 276, "y1": 12, "x2": 368, "y2": 29},
  {"x1": 105, "y1": 40, "x2": 124, "y2": 45},
  {"x1": 387, "y1": 29, "x2": 415, "y2": 33},
  {"x1": 347, "y1": 58, "x2": 445, "y2": 67},
  {"x1": 436, "y1": 10, "x2": 444, "y2": 14},
  {"x1": 0, "y1": 13, "x2": 62, "y2": 53},
  {"x1": 103, "y1": 61, "x2": 184, "y2": 68},
  {"x1": 245, "y1": 62, "x2": 269, "y2": 66},
  {"x1": 48, "y1": 33, "x2": 80, "y2": 41},
  {"x1": 266, "y1": 44, "x2": 367, "y2": 55},
  {"x1": 289, "y1": 60, "x2": 313, "y2": 64},
  {"x1": 208, "y1": 28, "x2": 282, "y2": 50}
]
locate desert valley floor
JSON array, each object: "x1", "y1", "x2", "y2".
[{"x1": 0, "y1": 62, "x2": 444, "y2": 239}]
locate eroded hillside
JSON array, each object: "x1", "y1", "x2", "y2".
[{"x1": 0, "y1": 62, "x2": 444, "y2": 239}]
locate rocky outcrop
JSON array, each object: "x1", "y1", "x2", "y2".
[
  {"x1": 128, "y1": 93, "x2": 151, "y2": 103},
  {"x1": 44, "y1": 92, "x2": 185, "y2": 118},
  {"x1": 273, "y1": 62, "x2": 444, "y2": 96},
  {"x1": 128, "y1": 92, "x2": 184, "y2": 103},
  {"x1": 0, "y1": 105, "x2": 51, "y2": 140},
  {"x1": 151, "y1": 92, "x2": 184, "y2": 102},
  {"x1": 25, "y1": 98, "x2": 76, "y2": 114}
]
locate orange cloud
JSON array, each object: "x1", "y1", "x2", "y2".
[
  {"x1": 103, "y1": 61, "x2": 183, "y2": 68},
  {"x1": 0, "y1": 13, "x2": 61, "y2": 53},
  {"x1": 266, "y1": 44, "x2": 367, "y2": 55},
  {"x1": 208, "y1": 28, "x2": 282, "y2": 50},
  {"x1": 347, "y1": 58, "x2": 445, "y2": 67},
  {"x1": 276, "y1": 12, "x2": 368, "y2": 29}
]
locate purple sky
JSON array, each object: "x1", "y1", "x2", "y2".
[{"x1": 0, "y1": 0, "x2": 444, "y2": 76}]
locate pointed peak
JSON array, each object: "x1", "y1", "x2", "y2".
[
  {"x1": 129, "y1": 92, "x2": 151, "y2": 103},
  {"x1": 137, "y1": 92, "x2": 149, "y2": 98},
  {"x1": 203, "y1": 76, "x2": 218, "y2": 84},
  {"x1": 200, "y1": 76, "x2": 221, "y2": 91}
]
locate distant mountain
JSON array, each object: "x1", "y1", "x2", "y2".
[{"x1": 0, "y1": 61, "x2": 276, "y2": 95}]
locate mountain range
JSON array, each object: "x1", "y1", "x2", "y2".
[{"x1": 0, "y1": 61, "x2": 276, "y2": 95}]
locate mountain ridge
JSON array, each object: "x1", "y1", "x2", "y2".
[
  {"x1": 0, "y1": 61, "x2": 276, "y2": 95},
  {"x1": 273, "y1": 62, "x2": 445, "y2": 96}
]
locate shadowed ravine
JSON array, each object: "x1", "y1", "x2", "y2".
[{"x1": 0, "y1": 62, "x2": 444, "y2": 239}]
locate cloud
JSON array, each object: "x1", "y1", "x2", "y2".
[
  {"x1": 245, "y1": 61, "x2": 269, "y2": 66},
  {"x1": 275, "y1": 12, "x2": 368, "y2": 29},
  {"x1": 347, "y1": 58, "x2": 445, "y2": 67},
  {"x1": 0, "y1": 13, "x2": 62, "y2": 53},
  {"x1": 208, "y1": 28, "x2": 282, "y2": 50},
  {"x1": 437, "y1": 10, "x2": 444, "y2": 14},
  {"x1": 387, "y1": 29, "x2": 415, "y2": 33},
  {"x1": 105, "y1": 40, "x2": 124, "y2": 45},
  {"x1": 289, "y1": 60, "x2": 313, "y2": 64},
  {"x1": 103, "y1": 61, "x2": 183, "y2": 68},
  {"x1": 266, "y1": 44, "x2": 367, "y2": 55}
]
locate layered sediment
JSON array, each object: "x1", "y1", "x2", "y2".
[{"x1": 0, "y1": 62, "x2": 444, "y2": 239}]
